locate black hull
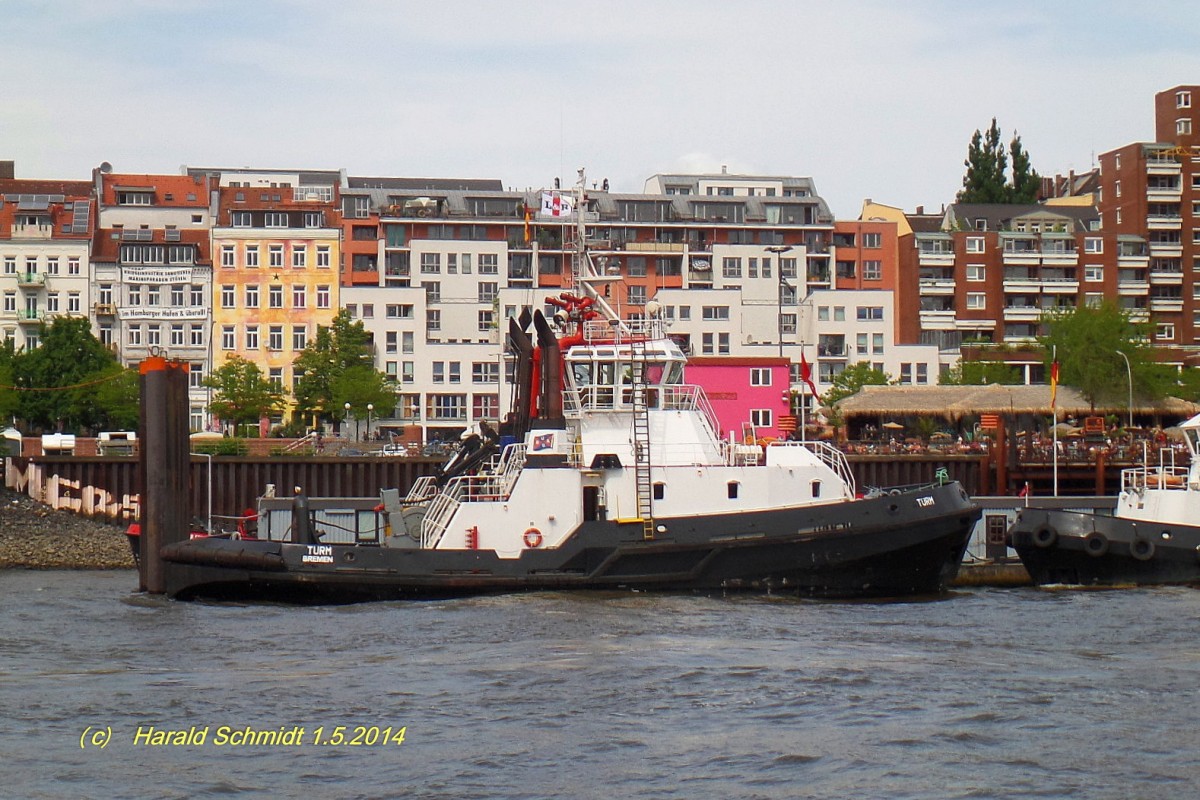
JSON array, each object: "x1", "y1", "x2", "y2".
[
  {"x1": 1009, "y1": 507, "x2": 1200, "y2": 587},
  {"x1": 159, "y1": 483, "x2": 980, "y2": 603}
]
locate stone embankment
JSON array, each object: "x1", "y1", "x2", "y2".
[{"x1": 0, "y1": 488, "x2": 135, "y2": 570}]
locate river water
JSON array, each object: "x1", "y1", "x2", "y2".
[{"x1": 3, "y1": 570, "x2": 1199, "y2": 799}]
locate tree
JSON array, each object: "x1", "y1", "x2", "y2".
[
  {"x1": 823, "y1": 362, "x2": 891, "y2": 406},
  {"x1": 957, "y1": 119, "x2": 1041, "y2": 204},
  {"x1": 1009, "y1": 132, "x2": 1041, "y2": 203},
  {"x1": 13, "y1": 317, "x2": 121, "y2": 431},
  {"x1": 332, "y1": 364, "x2": 397, "y2": 421},
  {"x1": 0, "y1": 338, "x2": 18, "y2": 424},
  {"x1": 940, "y1": 358, "x2": 1023, "y2": 386},
  {"x1": 958, "y1": 118, "x2": 1009, "y2": 203},
  {"x1": 292, "y1": 310, "x2": 380, "y2": 424},
  {"x1": 1038, "y1": 302, "x2": 1173, "y2": 411},
  {"x1": 203, "y1": 356, "x2": 286, "y2": 430},
  {"x1": 92, "y1": 366, "x2": 141, "y2": 430}
]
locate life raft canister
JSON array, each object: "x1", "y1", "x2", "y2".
[{"x1": 523, "y1": 528, "x2": 543, "y2": 548}]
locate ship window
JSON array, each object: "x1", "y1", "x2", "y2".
[
  {"x1": 811, "y1": 480, "x2": 821, "y2": 498},
  {"x1": 727, "y1": 481, "x2": 739, "y2": 499},
  {"x1": 653, "y1": 483, "x2": 665, "y2": 500}
]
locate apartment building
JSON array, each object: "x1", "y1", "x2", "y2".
[
  {"x1": 92, "y1": 169, "x2": 215, "y2": 428},
  {"x1": 0, "y1": 173, "x2": 94, "y2": 351},
  {"x1": 205, "y1": 177, "x2": 341, "y2": 418}
]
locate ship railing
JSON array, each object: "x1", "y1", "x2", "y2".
[
  {"x1": 583, "y1": 317, "x2": 665, "y2": 343},
  {"x1": 1122, "y1": 464, "x2": 1192, "y2": 492},
  {"x1": 419, "y1": 492, "x2": 460, "y2": 549},
  {"x1": 418, "y1": 445, "x2": 529, "y2": 548},
  {"x1": 563, "y1": 383, "x2": 718, "y2": 436},
  {"x1": 405, "y1": 475, "x2": 439, "y2": 502}
]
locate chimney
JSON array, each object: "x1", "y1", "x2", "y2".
[
  {"x1": 916, "y1": 205, "x2": 924, "y2": 215},
  {"x1": 0, "y1": 160, "x2": 14, "y2": 180},
  {"x1": 1068, "y1": 169, "x2": 1075, "y2": 196}
]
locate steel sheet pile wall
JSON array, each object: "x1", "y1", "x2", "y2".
[{"x1": 12, "y1": 457, "x2": 443, "y2": 524}]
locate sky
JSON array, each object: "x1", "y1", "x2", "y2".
[{"x1": 4, "y1": 1, "x2": 1200, "y2": 219}]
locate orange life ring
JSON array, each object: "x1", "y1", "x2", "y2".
[{"x1": 523, "y1": 528, "x2": 543, "y2": 548}]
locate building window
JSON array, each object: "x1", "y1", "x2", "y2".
[
  {"x1": 317, "y1": 246, "x2": 331, "y2": 268},
  {"x1": 750, "y1": 409, "x2": 772, "y2": 428},
  {"x1": 472, "y1": 362, "x2": 499, "y2": 383},
  {"x1": 478, "y1": 281, "x2": 498, "y2": 303},
  {"x1": 245, "y1": 245, "x2": 259, "y2": 268},
  {"x1": 863, "y1": 260, "x2": 882, "y2": 280},
  {"x1": 872, "y1": 333, "x2": 884, "y2": 354},
  {"x1": 473, "y1": 394, "x2": 499, "y2": 420},
  {"x1": 268, "y1": 325, "x2": 283, "y2": 351},
  {"x1": 702, "y1": 306, "x2": 730, "y2": 321},
  {"x1": 750, "y1": 368, "x2": 771, "y2": 386},
  {"x1": 628, "y1": 285, "x2": 647, "y2": 305},
  {"x1": 916, "y1": 363, "x2": 929, "y2": 384},
  {"x1": 292, "y1": 285, "x2": 306, "y2": 308},
  {"x1": 316, "y1": 285, "x2": 330, "y2": 308},
  {"x1": 479, "y1": 254, "x2": 499, "y2": 275},
  {"x1": 264, "y1": 212, "x2": 288, "y2": 228},
  {"x1": 1085, "y1": 265, "x2": 1103, "y2": 282},
  {"x1": 1084, "y1": 237, "x2": 1103, "y2": 254},
  {"x1": 966, "y1": 236, "x2": 985, "y2": 253},
  {"x1": 269, "y1": 244, "x2": 284, "y2": 268},
  {"x1": 722, "y1": 257, "x2": 742, "y2": 278},
  {"x1": 170, "y1": 324, "x2": 184, "y2": 346},
  {"x1": 1157, "y1": 323, "x2": 1175, "y2": 341},
  {"x1": 221, "y1": 285, "x2": 235, "y2": 308},
  {"x1": 244, "y1": 285, "x2": 259, "y2": 308},
  {"x1": 1178, "y1": 118, "x2": 1193, "y2": 136},
  {"x1": 478, "y1": 309, "x2": 495, "y2": 331},
  {"x1": 292, "y1": 247, "x2": 307, "y2": 268},
  {"x1": 966, "y1": 293, "x2": 986, "y2": 310},
  {"x1": 190, "y1": 324, "x2": 204, "y2": 346},
  {"x1": 856, "y1": 306, "x2": 883, "y2": 321},
  {"x1": 862, "y1": 232, "x2": 881, "y2": 248},
  {"x1": 231, "y1": 211, "x2": 251, "y2": 227},
  {"x1": 387, "y1": 304, "x2": 414, "y2": 319},
  {"x1": 221, "y1": 326, "x2": 235, "y2": 349},
  {"x1": 427, "y1": 309, "x2": 441, "y2": 331},
  {"x1": 402, "y1": 331, "x2": 414, "y2": 353},
  {"x1": 245, "y1": 325, "x2": 259, "y2": 350},
  {"x1": 966, "y1": 264, "x2": 986, "y2": 281},
  {"x1": 899, "y1": 363, "x2": 913, "y2": 384},
  {"x1": 420, "y1": 253, "x2": 441, "y2": 274},
  {"x1": 127, "y1": 325, "x2": 142, "y2": 346},
  {"x1": 1179, "y1": 91, "x2": 1193, "y2": 109},
  {"x1": 269, "y1": 285, "x2": 283, "y2": 308}
]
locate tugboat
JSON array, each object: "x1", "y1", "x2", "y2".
[
  {"x1": 1009, "y1": 413, "x2": 1200, "y2": 587},
  {"x1": 159, "y1": 175, "x2": 980, "y2": 603}
]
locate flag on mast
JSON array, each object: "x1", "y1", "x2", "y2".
[
  {"x1": 523, "y1": 203, "x2": 532, "y2": 243},
  {"x1": 1050, "y1": 357, "x2": 1060, "y2": 416},
  {"x1": 540, "y1": 191, "x2": 574, "y2": 218},
  {"x1": 799, "y1": 349, "x2": 819, "y2": 399}
]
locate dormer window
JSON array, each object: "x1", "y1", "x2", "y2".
[
  {"x1": 1178, "y1": 90, "x2": 1192, "y2": 109},
  {"x1": 117, "y1": 191, "x2": 153, "y2": 206}
]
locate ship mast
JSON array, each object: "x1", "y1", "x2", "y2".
[{"x1": 567, "y1": 168, "x2": 628, "y2": 335}]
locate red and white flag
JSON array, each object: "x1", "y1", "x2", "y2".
[{"x1": 540, "y1": 191, "x2": 574, "y2": 218}]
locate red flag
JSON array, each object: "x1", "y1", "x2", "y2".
[
  {"x1": 1018, "y1": 482, "x2": 1030, "y2": 498},
  {"x1": 523, "y1": 204, "x2": 532, "y2": 244},
  {"x1": 1050, "y1": 359, "x2": 1060, "y2": 410},
  {"x1": 799, "y1": 350, "x2": 819, "y2": 399}
]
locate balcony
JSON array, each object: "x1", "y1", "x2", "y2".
[
  {"x1": 917, "y1": 249, "x2": 955, "y2": 267},
  {"x1": 816, "y1": 343, "x2": 848, "y2": 359},
  {"x1": 1147, "y1": 184, "x2": 1182, "y2": 201},
  {"x1": 1126, "y1": 308, "x2": 1151, "y2": 322},
  {"x1": 1146, "y1": 214, "x2": 1183, "y2": 230},
  {"x1": 1117, "y1": 279, "x2": 1150, "y2": 296},
  {"x1": 11, "y1": 222, "x2": 53, "y2": 240},
  {"x1": 1150, "y1": 298, "x2": 1184, "y2": 312},
  {"x1": 94, "y1": 303, "x2": 117, "y2": 316},
  {"x1": 16, "y1": 272, "x2": 45, "y2": 287},
  {"x1": 1002, "y1": 272, "x2": 1041, "y2": 292},
  {"x1": 1149, "y1": 240, "x2": 1183, "y2": 258},
  {"x1": 919, "y1": 278, "x2": 956, "y2": 296},
  {"x1": 1003, "y1": 306, "x2": 1043, "y2": 322},
  {"x1": 918, "y1": 310, "x2": 957, "y2": 329},
  {"x1": 1041, "y1": 279, "x2": 1080, "y2": 294},
  {"x1": 1040, "y1": 248, "x2": 1078, "y2": 266},
  {"x1": 1149, "y1": 268, "x2": 1184, "y2": 285},
  {"x1": 17, "y1": 310, "x2": 43, "y2": 325}
]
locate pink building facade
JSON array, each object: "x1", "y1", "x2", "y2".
[{"x1": 685, "y1": 356, "x2": 793, "y2": 441}]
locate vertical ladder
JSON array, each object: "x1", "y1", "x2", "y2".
[{"x1": 630, "y1": 337, "x2": 654, "y2": 540}]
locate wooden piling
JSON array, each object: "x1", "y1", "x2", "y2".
[{"x1": 138, "y1": 357, "x2": 191, "y2": 594}]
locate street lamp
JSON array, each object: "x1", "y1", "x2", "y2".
[
  {"x1": 367, "y1": 403, "x2": 374, "y2": 442},
  {"x1": 1115, "y1": 349, "x2": 1133, "y2": 430},
  {"x1": 344, "y1": 402, "x2": 353, "y2": 441},
  {"x1": 766, "y1": 245, "x2": 794, "y2": 358}
]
